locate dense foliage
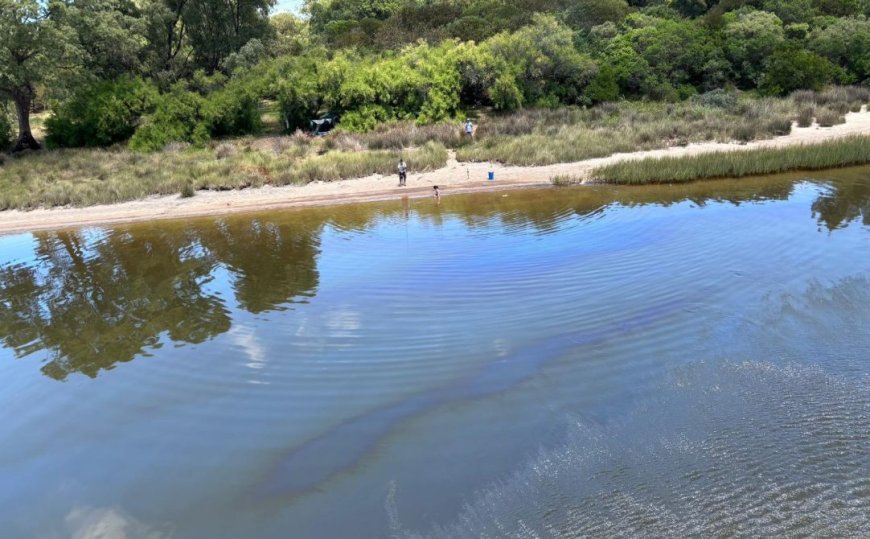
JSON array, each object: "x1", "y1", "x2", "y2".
[
  {"x1": 0, "y1": 104, "x2": 11, "y2": 151},
  {"x1": 1, "y1": 0, "x2": 869, "y2": 151}
]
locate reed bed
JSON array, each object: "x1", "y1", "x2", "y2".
[{"x1": 590, "y1": 136, "x2": 870, "y2": 185}]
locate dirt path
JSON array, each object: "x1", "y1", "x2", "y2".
[{"x1": 1, "y1": 108, "x2": 868, "y2": 235}]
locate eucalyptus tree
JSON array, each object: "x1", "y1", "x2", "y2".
[
  {"x1": 0, "y1": 0, "x2": 78, "y2": 151},
  {"x1": 184, "y1": 0, "x2": 276, "y2": 72}
]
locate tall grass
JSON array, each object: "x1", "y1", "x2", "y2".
[
  {"x1": 454, "y1": 97, "x2": 802, "y2": 165},
  {"x1": 590, "y1": 136, "x2": 870, "y2": 184},
  {"x1": 452, "y1": 87, "x2": 869, "y2": 166},
  {"x1": 0, "y1": 141, "x2": 447, "y2": 210}
]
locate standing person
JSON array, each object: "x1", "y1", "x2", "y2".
[
  {"x1": 433, "y1": 185, "x2": 440, "y2": 199},
  {"x1": 398, "y1": 159, "x2": 407, "y2": 186},
  {"x1": 464, "y1": 118, "x2": 474, "y2": 138}
]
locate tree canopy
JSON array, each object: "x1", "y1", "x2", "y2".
[{"x1": 1, "y1": 0, "x2": 869, "y2": 152}]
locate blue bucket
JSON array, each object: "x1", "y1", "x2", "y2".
[{"x1": 488, "y1": 171, "x2": 494, "y2": 181}]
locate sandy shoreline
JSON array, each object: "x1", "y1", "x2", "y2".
[{"x1": 1, "y1": 108, "x2": 868, "y2": 235}]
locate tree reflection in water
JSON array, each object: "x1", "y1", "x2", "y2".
[
  {"x1": 0, "y1": 217, "x2": 322, "y2": 381},
  {"x1": 812, "y1": 178, "x2": 870, "y2": 231},
  {"x1": 0, "y1": 171, "x2": 866, "y2": 381}
]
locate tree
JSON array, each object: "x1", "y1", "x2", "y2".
[
  {"x1": 670, "y1": 0, "x2": 709, "y2": 18},
  {"x1": 760, "y1": 46, "x2": 838, "y2": 95},
  {"x1": 0, "y1": 0, "x2": 78, "y2": 151},
  {"x1": 809, "y1": 16, "x2": 870, "y2": 82},
  {"x1": 482, "y1": 15, "x2": 598, "y2": 106},
  {"x1": 50, "y1": 0, "x2": 147, "y2": 80},
  {"x1": 0, "y1": 100, "x2": 12, "y2": 150},
  {"x1": 722, "y1": 8, "x2": 785, "y2": 87},
  {"x1": 563, "y1": 0, "x2": 630, "y2": 31},
  {"x1": 271, "y1": 12, "x2": 310, "y2": 56},
  {"x1": 184, "y1": 0, "x2": 276, "y2": 73},
  {"x1": 141, "y1": 0, "x2": 192, "y2": 82},
  {"x1": 45, "y1": 77, "x2": 158, "y2": 148}
]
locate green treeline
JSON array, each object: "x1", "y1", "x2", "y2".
[{"x1": 1, "y1": 0, "x2": 869, "y2": 153}]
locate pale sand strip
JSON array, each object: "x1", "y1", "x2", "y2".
[{"x1": 1, "y1": 108, "x2": 868, "y2": 235}]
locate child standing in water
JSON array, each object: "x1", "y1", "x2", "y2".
[{"x1": 433, "y1": 185, "x2": 440, "y2": 199}]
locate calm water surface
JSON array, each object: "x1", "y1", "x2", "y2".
[{"x1": 0, "y1": 169, "x2": 868, "y2": 538}]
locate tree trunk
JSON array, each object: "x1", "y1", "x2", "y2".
[{"x1": 12, "y1": 91, "x2": 41, "y2": 152}]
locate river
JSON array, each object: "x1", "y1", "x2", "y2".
[{"x1": 0, "y1": 168, "x2": 868, "y2": 538}]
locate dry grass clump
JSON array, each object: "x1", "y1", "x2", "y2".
[
  {"x1": 323, "y1": 121, "x2": 466, "y2": 151},
  {"x1": 815, "y1": 107, "x2": 846, "y2": 127},
  {"x1": 287, "y1": 141, "x2": 446, "y2": 183},
  {"x1": 214, "y1": 143, "x2": 237, "y2": 159},
  {"x1": 163, "y1": 142, "x2": 191, "y2": 153},
  {"x1": 180, "y1": 181, "x2": 196, "y2": 198},
  {"x1": 590, "y1": 135, "x2": 870, "y2": 184},
  {"x1": 792, "y1": 86, "x2": 870, "y2": 108},
  {"x1": 797, "y1": 107, "x2": 815, "y2": 127},
  {"x1": 456, "y1": 97, "x2": 798, "y2": 165}
]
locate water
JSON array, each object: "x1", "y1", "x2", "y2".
[{"x1": 0, "y1": 169, "x2": 868, "y2": 538}]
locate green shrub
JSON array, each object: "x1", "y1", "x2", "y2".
[
  {"x1": 205, "y1": 81, "x2": 262, "y2": 137},
  {"x1": 586, "y1": 64, "x2": 620, "y2": 103},
  {"x1": 45, "y1": 78, "x2": 158, "y2": 148},
  {"x1": 339, "y1": 105, "x2": 394, "y2": 132},
  {"x1": 760, "y1": 47, "x2": 839, "y2": 96},
  {"x1": 129, "y1": 80, "x2": 261, "y2": 151},
  {"x1": 129, "y1": 85, "x2": 210, "y2": 152}
]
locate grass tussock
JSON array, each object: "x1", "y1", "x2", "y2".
[
  {"x1": 590, "y1": 136, "x2": 870, "y2": 185},
  {"x1": 550, "y1": 174, "x2": 583, "y2": 186},
  {"x1": 815, "y1": 107, "x2": 845, "y2": 127}
]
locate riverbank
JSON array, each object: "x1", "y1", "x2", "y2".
[{"x1": 0, "y1": 107, "x2": 868, "y2": 235}]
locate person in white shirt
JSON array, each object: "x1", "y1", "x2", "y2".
[{"x1": 398, "y1": 159, "x2": 407, "y2": 186}]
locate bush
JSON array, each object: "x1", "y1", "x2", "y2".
[
  {"x1": 205, "y1": 82, "x2": 262, "y2": 137},
  {"x1": 129, "y1": 81, "x2": 261, "y2": 152},
  {"x1": 690, "y1": 89, "x2": 738, "y2": 109},
  {"x1": 129, "y1": 85, "x2": 210, "y2": 152},
  {"x1": 45, "y1": 78, "x2": 157, "y2": 148},
  {"x1": 586, "y1": 64, "x2": 620, "y2": 103},
  {"x1": 760, "y1": 47, "x2": 839, "y2": 96}
]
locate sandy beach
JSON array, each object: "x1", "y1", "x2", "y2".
[{"x1": 1, "y1": 107, "x2": 868, "y2": 235}]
